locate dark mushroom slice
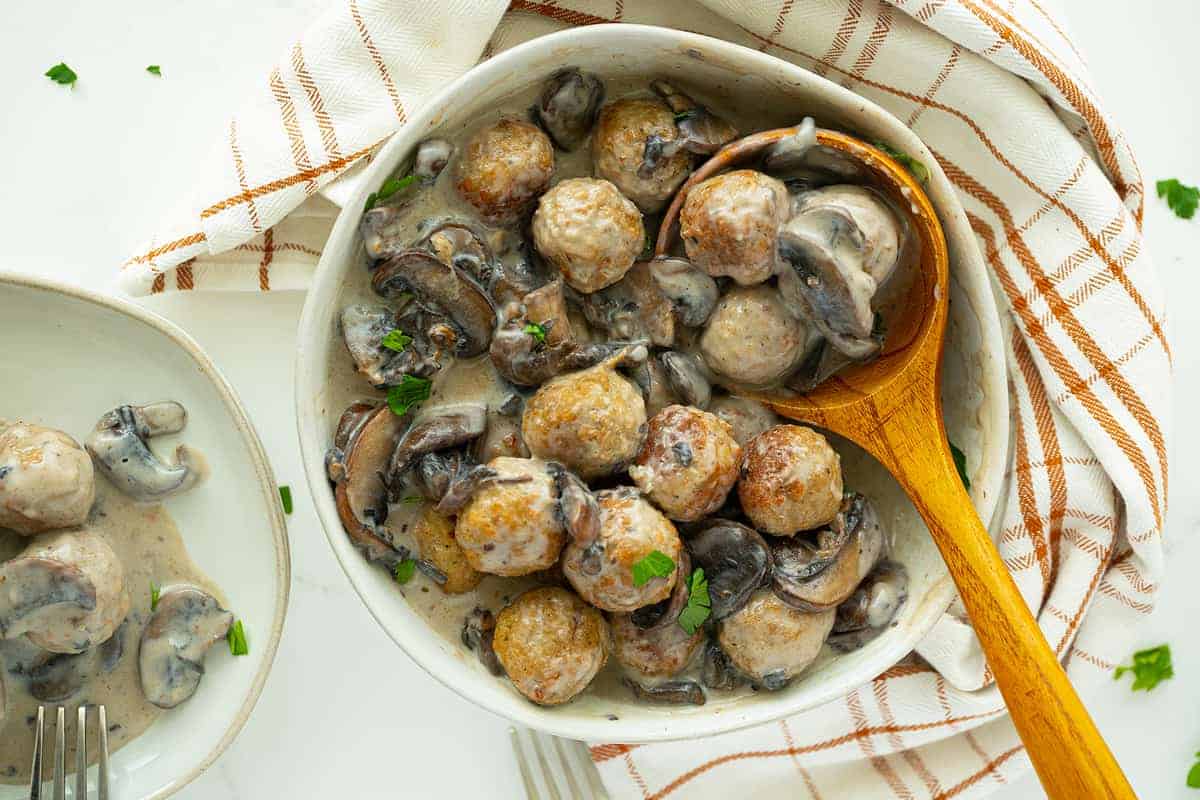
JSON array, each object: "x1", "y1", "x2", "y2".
[
  {"x1": 648, "y1": 256, "x2": 718, "y2": 327},
  {"x1": 622, "y1": 677, "x2": 706, "y2": 706},
  {"x1": 26, "y1": 650, "x2": 91, "y2": 703},
  {"x1": 138, "y1": 587, "x2": 234, "y2": 709},
  {"x1": 414, "y1": 138, "x2": 454, "y2": 183},
  {"x1": 360, "y1": 204, "x2": 405, "y2": 263},
  {"x1": 534, "y1": 68, "x2": 605, "y2": 151},
  {"x1": 579, "y1": 261, "x2": 675, "y2": 347},
  {"x1": 701, "y1": 639, "x2": 743, "y2": 691},
  {"x1": 630, "y1": 357, "x2": 682, "y2": 418},
  {"x1": 86, "y1": 402, "x2": 200, "y2": 501},
  {"x1": 340, "y1": 305, "x2": 435, "y2": 387},
  {"x1": 0, "y1": 558, "x2": 96, "y2": 644},
  {"x1": 334, "y1": 401, "x2": 379, "y2": 451},
  {"x1": 333, "y1": 405, "x2": 410, "y2": 566},
  {"x1": 373, "y1": 249, "x2": 496, "y2": 358},
  {"x1": 832, "y1": 560, "x2": 908, "y2": 633},
  {"x1": 521, "y1": 279, "x2": 576, "y2": 347},
  {"x1": 489, "y1": 301, "x2": 621, "y2": 387},
  {"x1": 771, "y1": 494, "x2": 887, "y2": 612},
  {"x1": 461, "y1": 607, "x2": 504, "y2": 676},
  {"x1": 385, "y1": 403, "x2": 488, "y2": 487},
  {"x1": 658, "y1": 351, "x2": 712, "y2": 410},
  {"x1": 687, "y1": 520, "x2": 772, "y2": 621},
  {"x1": 433, "y1": 462, "x2": 530, "y2": 516},
  {"x1": 639, "y1": 80, "x2": 738, "y2": 177},
  {"x1": 548, "y1": 462, "x2": 601, "y2": 574},
  {"x1": 419, "y1": 219, "x2": 494, "y2": 284}
]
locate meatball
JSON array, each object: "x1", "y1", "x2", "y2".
[
  {"x1": 454, "y1": 457, "x2": 566, "y2": 576},
  {"x1": 717, "y1": 588, "x2": 835, "y2": 688},
  {"x1": 493, "y1": 587, "x2": 609, "y2": 705},
  {"x1": 563, "y1": 488, "x2": 682, "y2": 612},
  {"x1": 679, "y1": 170, "x2": 790, "y2": 285},
  {"x1": 709, "y1": 396, "x2": 779, "y2": 446},
  {"x1": 610, "y1": 612, "x2": 704, "y2": 678},
  {"x1": 739, "y1": 425, "x2": 843, "y2": 535},
  {"x1": 700, "y1": 285, "x2": 808, "y2": 387},
  {"x1": 532, "y1": 178, "x2": 644, "y2": 293},
  {"x1": 410, "y1": 505, "x2": 482, "y2": 593},
  {"x1": 455, "y1": 118, "x2": 554, "y2": 223},
  {"x1": 629, "y1": 405, "x2": 741, "y2": 522},
  {"x1": 593, "y1": 98, "x2": 690, "y2": 213},
  {"x1": 522, "y1": 359, "x2": 647, "y2": 480},
  {"x1": 0, "y1": 422, "x2": 95, "y2": 535}
]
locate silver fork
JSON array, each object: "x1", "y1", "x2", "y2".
[
  {"x1": 29, "y1": 705, "x2": 110, "y2": 800},
  {"x1": 509, "y1": 727, "x2": 609, "y2": 800}
]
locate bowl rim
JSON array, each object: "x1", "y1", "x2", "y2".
[
  {"x1": 295, "y1": 23, "x2": 1008, "y2": 742},
  {"x1": 0, "y1": 269, "x2": 292, "y2": 799}
]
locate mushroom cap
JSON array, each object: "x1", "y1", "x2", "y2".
[
  {"x1": 580, "y1": 260, "x2": 675, "y2": 345},
  {"x1": 334, "y1": 405, "x2": 408, "y2": 565},
  {"x1": 535, "y1": 68, "x2": 605, "y2": 151},
  {"x1": 85, "y1": 403, "x2": 199, "y2": 502},
  {"x1": 629, "y1": 405, "x2": 741, "y2": 522},
  {"x1": 493, "y1": 586, "x2": 609, "y2": 705},
  {"x1": 455, "y1": 118, "x2": 554, "y2": 224},
  {"x1": 592, "y1": 98, "x2": 690, "y2": 213},
  {"x1": 562, "y1": 487, "x2": 682, "y2": 613},
  {"x1": 648, "y1": 256, "x2": 719, "y2": 328},
  {"x1": 410, "y1": 505, "x2": 483, "y2": 594},
  {"x1": 454, "y1": 457, "x2": 566, "y2": 576},
  {"x1": 686, "y1": 519, "x2": 772, "y2": 621},
  {"x1": 138, "y1": 586, "x2": 233, "y2": 709},
  {"x1": 522, "y1": 358, "x2": 647, "y2": 480},
  {"x1": 680, "y1": 169, "x2": 791, "y2": 286},
  {"x1": 792, "y1": 184, "x2": 902, "y2": 285},
  {"x1": 532, "y1": 177, "x2": 644, "y2": 294},
  {"x1": 610, "y1": 611, "x2": 704, "y2": 678},
  {"x1": 0, "y1": 423, "x2": 94, "y2": 535},
  {"x1": 717, "y1": 588, "x2": 835, "y2": 687},
  {"x1": 738, "y1": 425, "x2": 843, "y2": 536},
  {"x1": 709, "y1": 395, "x2": 779, "y2": 446},
  {"x1": 699, "y1": 285, "x2": 808, "y2": 387}
]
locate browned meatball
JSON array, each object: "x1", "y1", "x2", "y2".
[
  {"x1": 709, "y1": 396, "x2": 779, "y2": 446},
  {"x1": 738, "y1": 425, "x2": 843, "y2": 536},
  {"x1": 700, "y1": 285, "x2": 808, "y2": 387},
  {"x1": 718, "y1": 588, "x2": 835, "y2": 688},
  {"x1": 532, "y1": 178, "x2": 644, "y2": 293},
  {"x1": 410, "y1": 505, "x2": 482, "y2": 593},
  {"x1": 680, "y1": 170, "x2": 790, "y2": 285},
  {"x1": 522, "y1": 357, "x2": 647, "y2": 480},
  {"x1": 455, "y1": 118, "x2": 554, "y2": 223},
  {"x1": 454, "y1": 457, "x2": 566, "y2": 575},
  {"x1": 593, "y1": 98, "x2": 690, "y2": 213},
  {"x1": 0, "y1": 422, "x2": 95, "y2": 535},
  {"x1": 629, "y1": 405, "x2": 741, "y2": 522},
  {"x1": 493, "y1": 587, "x2": 609, "y2": 705},
  {"x1": 610, "y1": 612, "x2": 704, "y2": 678},
  {"x1": 562, "y1": 488, "x2": 682, "y2": 613}
]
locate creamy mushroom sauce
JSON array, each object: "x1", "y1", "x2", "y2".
[
  {"x1": 326, "y1": 74, "x2": 922, "y2": 713},
  {"x1": 0, "y1": 424, "x2": 224, "y2": 784}
]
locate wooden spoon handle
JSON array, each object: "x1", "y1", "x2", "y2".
[{"x1": 875, "y1": 398, "x2": 1135, "y2": 798}]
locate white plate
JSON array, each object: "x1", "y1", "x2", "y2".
[
  {"x1": 295, "y1": 25, "x2": 1009, "y2": 743},
  {"x1": 0, "y1": 272, "x2": 290, "y2": 799}
]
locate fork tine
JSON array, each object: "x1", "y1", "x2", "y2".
[
  {"x1": 28, "y1": 706, "x2": 45, "y2": 800},
  {"x1": 509, "y1": 728, "x2": 540, "y2": 799},
  {"x1": 528, "y1": 733, "x2": 562, "y2": 800},
  {"x1": 97, "y1": 706, "x2": 111, "y2": 800},
  {"x1": 551, "y1": 737, "x2": 584, "y2": 800},
  {"x1": 76, "y1": 707, "x2": 88, "y2": 799},
  {"x1": 52, "y1": 707, "x2": 65, "y2": 800}
]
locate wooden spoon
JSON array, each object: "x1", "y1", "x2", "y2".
[{"x1": 657, "y1": 126, "x2": 1136, "y2": 799}]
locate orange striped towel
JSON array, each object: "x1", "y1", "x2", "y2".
[{"x1": 120, "y1": 1, "x2": 1168, "y2": 797}]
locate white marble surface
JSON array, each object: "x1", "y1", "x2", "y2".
[{"x1": 1, "y1": 1, "x2": 1197, "y2": 797}]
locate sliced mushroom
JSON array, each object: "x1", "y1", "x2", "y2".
[
  {"x1": 0, "y1": 557, "x2": 95, "y2": 642},
  {"x1": 832, "y1": 560, "x2": 907, "y2": 633},
  {"x1": 687, "y1": 520, "x2": 772, "y2": 621},
  {"x1": 771, "y1": 494, "x2": 886, "y2": 612},
  {"x1": 521, "y1": 279, "x2": 575, "y2": 347},
  {"x1": 579, "y1": 261, "x2": 675, "y2": 347},
  {"x1": 360, "y1": 204, "x2": 407, "y2": 263},
  {"x1": 629, "y1": 549, "x2": 692, "y2": 631},
  {"x1": 461, "y1": 607, "x2": 504, "y2": 676},
  {"x1": 385, "y1": 403, "x2": 487, "y2": 487},
  {"x1": 701, "y1": 639, "x2": 743, "y2": 691},
  {"x1": 639, "y1": 81, "x2": 738, "y2": 176},
  {"x1": 489, "y1": 301, "x2": 619, "y2": 387},
  {"x1": 414, "y1": 138, "x2": 454, "y2": 183},
  {"x1": 549, "y1": 462, "x2": 601, "y2": 574},
  {"x1": 333, "y1": 406, "x2": 410, "y2": 566},
  {"x1": 648, "y1": 256, "x2": 718, "y2": 327},
  {"x1": 340, "y1": 304, "x2": 436, "y2": 387},
  {"x1": 86, "y1": 402, "x2": 199, "y2": 501},
  {"x1": 534, "y1": 68, "x2": 605, "y2": 151},
  {"x1": 630, "y1": 357, "x2": 682, "y2": 418},
  {"x1": 27, "y1": 651, "x2": 88, "y2": 702},
  {"x1": 433, "y1": 462, "x2": 529, "y2": 516},
  {"x1": 419, "y1": 219, "x2": 493, "y2": 284},
  {"x1": 334, "y1": 401, "x2": 379, "y2": 451},
  {"x1": 373, "y1": 249, "x2": 496, "y2": 358},
  {"x1": 138, "y1": 586, "x2": 233, "y2": 709},
  {"x1": 622, "y1": 677, "x2": 706, "y2": 706},
  {"x1": 658, "y1": 351, "x2": 712, "y2": 410}
]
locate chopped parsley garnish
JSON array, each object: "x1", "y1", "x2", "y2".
[
  {"x1": 673, "y1": 110, "x2": 697, "y2": 124},
  {"x1": 279, "y1": 485, "x2": 293, "y2": 515},
  {"x1": 948, "y1": 440, "x2": 970, "y2": 490},
  {"x1": 150, "y1": 583, "x2": 161, "y2": 611},
  {"x1": 641, "y1": 230, "x2": 654, "y2": 259},
  {"x1": 146, "y1": 65, "x2": 162, "y2": 76},
  {"x1": 1114, "y1": 644, "x2": 1173, "y2": 691},
  {"x1": 381, "y1": 329, "x2": 412, "y2": 352},
  {"x1": 227, "y1": 620, "x2": 249, "y2": 656},
  {"x1": 364, "y1": 173, "x2": 417, "y2": 212},
  {"x1": 1187, "y1": 752, "x2": 1200, "y2": 788},
  {"x1": 677, "y1": 568, "x2": 711, "y2": 634},
  {"x1": 523, "y1": 321, "x2": 547, "y2": 344},
  {"x1": 874, "y1": 141, "x2": 930, "y2": 184},
  {"x1": 393, "y1": 559, "x2": 417, "y2": 584},
  {"x1": 400, "y1": 495, "x2": 424, "y2": 505},
  {"x1": 1156, "y1": 179, "x2": 1199, "y2": 220},
  {"x1": 45, "y1": 63, "x2": 78, "y2": 87},
  {"x1": 631, "y1": 550, "x2": 676, "y2": 587},
  {"x1": 386, "y1": 374, "x2": 432, "y2": 417}
]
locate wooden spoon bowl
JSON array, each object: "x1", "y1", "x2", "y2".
[{"x1": 657, "y1": 126, "x2": 1136, "y2": 800}]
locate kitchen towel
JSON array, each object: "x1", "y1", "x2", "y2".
[{"x1": 119, "y1": 1, "x2": 1169, "y2": 797}]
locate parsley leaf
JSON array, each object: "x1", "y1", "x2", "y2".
[
  {"x1": 523, "y1": 321, "x2": 547, "y2": 344},
  {"x1": 1114, "y1": 644, "x2": 1173, "y2": 691},
  {"x1": 386, "y1": 374, "x2": 432, "y2": 417},
  {"x1": 400, "y1": 495, "x2": 425, "y2": 505},
  {"x1": 150, "y1": 583, "x2": 161, "y2": 611},
  {"x1": 278, "y1": 485, "x2": 293, "y2": 515},
  {"x1": 227, "y1": 619, "x2": 249, "y2": 656},
  {"x1": 45, "y1": 63, "x2": 78, "y2": 87},
  {"x1": 874, "y1": 141, "x2": 930, "y2": 184},
  {"x1": 673, "y1": 110, "x2": 697, "y2": 124},
  {"x1": 381, "y1": 329, "x2": 412, "y2": 352},
  {"x1": 641, "y1": 230, "x2": 654, "y2": 259},
  {"x1": 1157, "y1": 179, "x2": 1199, "y2": 220},
  {"x1": 677, "y1": 568, "x2": 711, "y2": 634},
  {"x1": 948, "y1": 440, "x2": 970, "y2": 491},
  {"x1": 1187, "y1": 753, "x2": 1200, "y2": 789},
  {"x1": 364, "y1": 174, "x2": 416, "y2": 211},
  {"x1": 631, "y1": 550, "x2": 676, "y2": 587},
  {"x1": 393, "y1": 559, "x2": 417, "y2": 584},
  {"x1": 146, "y1": 65, "x2": 162, "y2": 76}
]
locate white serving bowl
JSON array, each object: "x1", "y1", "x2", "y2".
[
  {"x1": 295, "y1": 24, "x2": 1007, "y2": 743},
  {"x1": 0, "y1": 273, "x2": 290, "y2": 798}
]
